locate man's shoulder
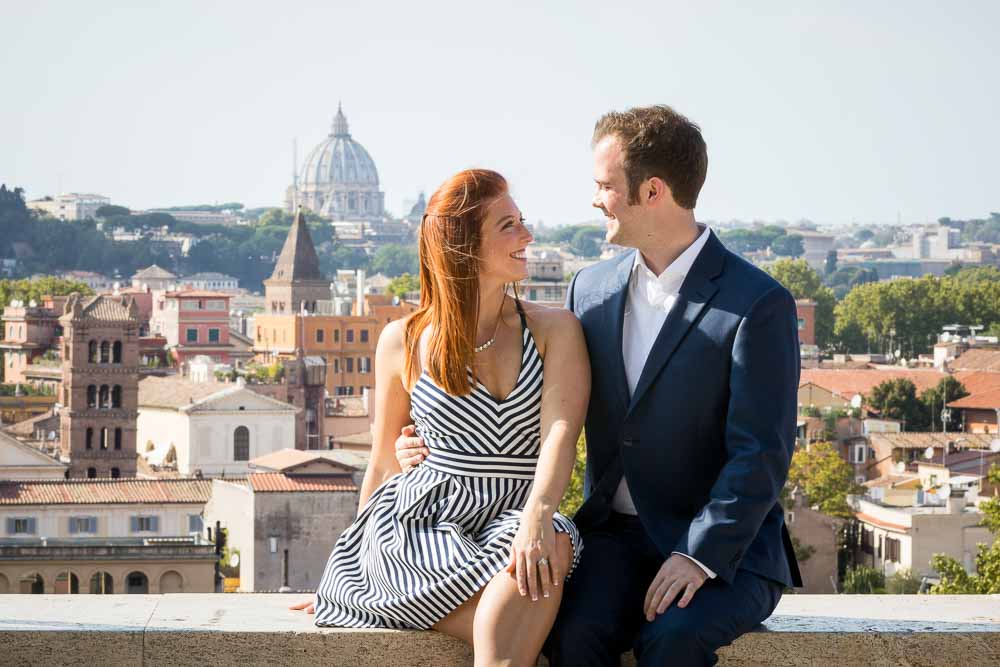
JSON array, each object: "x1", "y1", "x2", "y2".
[
  {"x1": 717, "y1": 247, "x2": 793, "y2": 310},
  {"x1": 572, "y1": 250, "x2": 633, "y2": 292}
]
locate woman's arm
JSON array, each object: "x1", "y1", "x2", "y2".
[
  {"x1": 509, "y1": 307, "x2": 591, "y2": 600},
  {"x1": 357, "y1": 319, "x2": 413, "y2": 512}
]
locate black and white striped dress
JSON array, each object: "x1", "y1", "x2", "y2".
[{"x1": 314, "y1": 307, "x2": 582, "y2": 629}]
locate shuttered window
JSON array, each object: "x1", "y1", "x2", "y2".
[
  {"x1": 68, "y1": 517, "x2": 98, "y2": 534},
  {"x1": 7, "y1": 517, "x2": 36, "y2": 534},
  {"x1": 130, "y1": 516, "x2": 159, "y2": 532}
]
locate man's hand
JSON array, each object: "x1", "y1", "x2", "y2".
[
  {"x1": 394, "y1": 424, "x2": 428, "y2": 472},
  {"x1": 288, "y1": 599, "x2": 315, "y2": 614},
  {"x1": 643, "y1": 554, "x2": 708, "y2": 621}
]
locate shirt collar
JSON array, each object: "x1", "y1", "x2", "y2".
[{"x1": 631, "y1": 224, "x2": 711, "y2": 287}]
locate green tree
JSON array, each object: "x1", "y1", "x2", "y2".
[
  {"x1": 387, "y1": 273, "x2": 420, "y2": 298},
  {"x1": 885, "y1": 569, "x2": 921, "y2": 594},
  {"x1": 786, "y1": 441, "x2": 863, "y2": 518},
  {"x1": 765, "y1": 259, "x2": 836, "y2": 349},
  {"x1": 867, "y1": 379, "x2": 929, "y2": 430},
  {"x1": 559, "y1": 433, "x2": 587, "y2": 517},
  {"x1": 771, "y1": 234, "x2": 805, "y2": 257},
  {"x1": 0, "y1": 277, "x2": 94, "y2": 310},
  {"x1": 371, "y1": 244, "x2": 419, "y2": 277},
  {"x1": 919, "y1": 377, "x2": 969, "y2": 432},
  {"x1": 824, "y1": 249, "x2": 838, "y2": 276},
  {"x1": 95, "y1": 204, "x2": 130, "y2": 218},
  {"x1": 842, "y1": 565, "x2": 886, "y2": 593},
  {"x1": 568, "y1": 227, "x2": 604, "y2": 258}
]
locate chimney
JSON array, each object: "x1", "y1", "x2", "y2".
[
  {"x1": 355, "y1": 269, "x2": 366, "y2": 316},
  {"x1": 947, "y1": 487, "x2": 965, "y2": 514}
]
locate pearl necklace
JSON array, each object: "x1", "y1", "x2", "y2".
[{"x1": 474, "y1": 294, "x2": 506, "y2": 353}]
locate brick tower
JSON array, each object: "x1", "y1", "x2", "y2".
[{"x1": 58, "y1": 294, "x2": 140, "y2": 478}]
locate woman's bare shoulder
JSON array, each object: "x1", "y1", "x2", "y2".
[{"x1": 520, "y1": 301, "x2": 582, "y2": 348}]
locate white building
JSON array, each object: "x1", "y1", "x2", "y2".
[
  {"x1": 27, "y1": 193, "x2": 110, "y2": 221},
  {"x1": 850, "y1": 494, "x2": 994, "y2": 578},
  {"x1": 179, "y1": 272, "x2": 240, "y2": 293},
  {"x1": 137, "y1": 377, "x2": 298, "y2": 477},
  {"x1": 0, "y1": 431, "x2": 67, "y2": 481}
]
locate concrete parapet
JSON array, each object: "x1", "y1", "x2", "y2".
[{"x1": 0, "y1": 594, "x2": 998, "y2": 665}]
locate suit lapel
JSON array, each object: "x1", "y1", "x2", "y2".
[
  {"x1": 626, "y1": 232, "x2": 726, "y2": 418},
  {"x1": 602, "y1": 251, "x2": 634, "y2": 411}
]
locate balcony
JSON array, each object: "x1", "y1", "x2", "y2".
[{"x1": 1, "y1": 594, "x2": 997, "y2": 665}]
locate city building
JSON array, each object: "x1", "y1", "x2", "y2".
[
  {"x1": 849, "y1": 493, "x2": 994, "y2": 578},
  {"x1": 285, "y1": 105, "x2": 385, "y2": 222},
  {"x1": 150, "y1": 290, "x2": 246, "y2": 367},
  {"x1": 0, "y1": 430, "x2": 67, "y2": 480},
  {"x1": 786, "y1": 228, "x2": 836, "y2": 272},
  {"x1": 0, "y1": 477, "x2": 214, "y2": 594},
  {"x1": 130, "y1": 265, "x2": 178, "y2": 291},
  {"x1": 784, "y1": 487, "x2": 844, "y2": 594},
  {"x1": 179, "y1": 272, "x2": 240, "y2": 293},
  {"x1": 27, "y1": 193, "x2": 110, "y2": 221},
  {"x1": 1, "y1": 297, "x2": 66, "y2": 385},
  {"x1": 145, "y1": 209, "x2": 245, "y2": 227},
  {"x1": 58, "y1": 294, "x2": 141, "y2": 479},
  {"x1": 58, "y1": 271, "x2": 114, "y2": 292},
  {"x1": 204, "y1": 470, "x2": 359, "y2": 592},
  {"x1": 137, "y1": 376, "x2": 298, "y2": 477}
]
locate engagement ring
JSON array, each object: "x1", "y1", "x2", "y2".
[{"x1": 537, "y1": 557, "x2": 549, "y2": 566}]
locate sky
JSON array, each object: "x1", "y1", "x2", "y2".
[{"x1": 3, "y1": 1, "x2": 998, "y2": 227}]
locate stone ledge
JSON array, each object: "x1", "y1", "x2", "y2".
[{"x1": 0, "y1": 594, "x2": 998, "y2": 666}]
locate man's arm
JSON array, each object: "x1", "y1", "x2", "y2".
[{"x1": 673, "y1": 285, "x2": 801, "y2": 583}]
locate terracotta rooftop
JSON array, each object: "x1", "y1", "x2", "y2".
[
  {"x1": 868, "y1": 432, "x2": 1000, "y2": 450},
  {"x1": 76, "y1": 295, "x2": 137, "y2": 323},
  {"x1": 248, "y1": 473, "x2": 357, "y2": 493},
  {"x1": 948, "y1": 387, "x2": 1000, "y2": 410},
  {"x1": 950, "y1": 349, "x2": 1000, "y2": 372},
  {"x1": 326, "y1": 396, "x2": 368, "y2": 417},
  {"x1": 0, "y1": 478, "x2": 212, "y2": 505},
  {"x1": 799, "y1": 368, "x2": 947, "y2": 398},
  {"x1": 952, "y1": 370, "x2": 1000, "y2": 397},
  {"x1": 332, "y1": 431, "x2": 373, "y2": 447},
  {"x1": 132, "y1": 264, "x2": 177, "y2": 280},
  {"x1": 249, "y1": 448, "x2": 367, "y2": 472},
  {"x1": 2, "y1": 409, "x2": 58, "y2": 437}
]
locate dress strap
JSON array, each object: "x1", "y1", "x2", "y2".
[{"x1": 513, "y1": 296, "x2": 527, "y2": 331}]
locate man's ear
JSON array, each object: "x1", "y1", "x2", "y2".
[{"x1": 647, "y1": 177, "x2": 675, "y2": 207}]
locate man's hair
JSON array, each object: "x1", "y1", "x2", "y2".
[{"x1": 592, "y1": 105, "x2": 708, "y2": 209}]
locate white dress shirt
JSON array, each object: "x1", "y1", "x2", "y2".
[{"x1": 612, "y1": 224, "x2": 717, "y2": 578}]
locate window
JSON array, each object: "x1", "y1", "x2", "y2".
[
  {"x1": 85, "y1": 427, "x2": 94, "y2": 450},
  {"x1": 8, "y1": 517, "x2": 36, "y2": 534},
  {"x1": 360, "y1": 329, "x2": 369, "y2": 343},
  {"x1": 316, "y1": 329, "x2": 325, "y2": 343},
  {"x1": 87, "y1": 467, "x2": 97, "y2": 478},
  {"x1": 111, "y1": 385, "x2": 122, "y2": 408},
  {"x1": 112, "y1": 341, "x2": 122, "y2": 363},
  {"x1": 206, "y1": 300, "x2": 226, "y2": 310},
  {"x1": 334, "y1": 329, "x2": 340, "y2": 343},
  {"x1": 100, "y1": 341, "x2": 110, "y2": 364},
  {"x1": 69, "y1": 517, "x2": 97, "y2": 534},
  {"x1": 131, "y1": 516, "x2": 158, "y2": 532},
  {"x1": 797, "y1": 318, "x2": 806, "y2": 330},
  {"x1": 186, "y1": 328, "x2": 198, "y2": 343},
  {"x1": 234, "y1": 426, "x2": 250, "y2": 461},
  {"x1": 88, "y1": 340, "x2": 98, "y2": 363},
  {"x1": 87, "y1": 385, "x2": 97, "y2": 408},
  {"x1": 334, "y1": 358, "x2": 340, "y2": 373},
  {"x1": 853, "y1": 444, "x2": 866, "y2": 464},
  {"x1": 346, "y1": 358, "x2": 354, "y2": 373},
  {"x1": 181, "y1": 300, "x2": 200, "y2": 311},
  {"x1": 188, "y1": 515, "x2": 204, "y2": 533},
  {"x1": 114, "y1": 428, "x2": 122, "y2": 450},
  {"x1": 360, "y1": 357, "x2": 371, "y2": 373},
  {"x1": 100, "y1": 427, "x2": 108, "y2": 450},
  {"x1": 885, "y1": 537, "x2": 901, "y2": 563},
  {"x1": 346, "y1": 329, "x2": 355, "y2": 343},
  {"x1": 110, "y1": 467, "x2": 120, "y2": 479},
  {"x1": 208, "y1": 328, "x2": 220, "y2": 343},
  {"x1": 785, "y1": 512, "x2": 795, "y2": 525},
  {"x1": 99, "y1": 385, "x2": 110, "y2": 409}
]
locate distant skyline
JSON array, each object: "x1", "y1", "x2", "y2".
[{"x1": 3, "y1": 1, "x2": 998, "y2": 227}]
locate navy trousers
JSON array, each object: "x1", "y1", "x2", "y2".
[{"x1": 545, "y1": 513, "x2": 783, "y2": 667}]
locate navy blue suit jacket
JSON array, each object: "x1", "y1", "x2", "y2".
[{"x1": 567, "y1": 230, "x2": 802, "y2": 588}]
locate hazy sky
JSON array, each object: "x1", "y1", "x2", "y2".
[{"x1": 3, "y1": 1, "x2": 998, "y2": 226}]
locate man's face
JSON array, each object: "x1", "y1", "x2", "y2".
[{"x1": 592, "y1": 134, "x2": 643, "y2": 247}]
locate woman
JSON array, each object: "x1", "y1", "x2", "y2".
[{"x1": 292, "y1": 169, "x2": 590, "y2": 665}]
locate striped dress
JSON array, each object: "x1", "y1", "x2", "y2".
[{"x1": 314, "y1": 307, "x2": 582, "y2": 629}]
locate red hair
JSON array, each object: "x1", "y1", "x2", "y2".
[{"x1": 404, "y1": 169, "x2": 508, "y2": 395}]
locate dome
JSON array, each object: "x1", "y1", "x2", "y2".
[
  {"x1": 289, "y1": 104, "x2": 385, "y2": 221},
  {"x1": 299, "y1": 105, "x2": 380, "y2": 188}
]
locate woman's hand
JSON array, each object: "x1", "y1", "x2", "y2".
[
  {"x1": 505, "y1": 507, "x2": 562, "y2": 602},
  {"x1": 288, "y1": 598, "x2": 315, "y2": 614}
]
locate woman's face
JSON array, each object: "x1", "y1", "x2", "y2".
[{"x1": 478, "y1": 192, "x2": 534, "y2": 284}]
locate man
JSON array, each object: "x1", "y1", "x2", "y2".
[{"x1": 397, "y1": 105, "x2": 801, "y2": 666}]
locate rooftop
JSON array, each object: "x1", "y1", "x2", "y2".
[
  {"x1": 799, "y1": 367, "x2": 946, "y2": 398},
  {"x1": 868, "y1": 432, "x2": 999, "y2": 450},
  {"x1": 247, "y1": 472, "x2": 357, "y2": 493},
  {"x1": 0, "y1": 478, "x2": 212, "y2": 505},
  {"x1": 951, "y1": 348, "x2": 1000, "y2": 372},
  {"x1": 249, "y1": 448, "x2": 368, "y2": 472}
]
